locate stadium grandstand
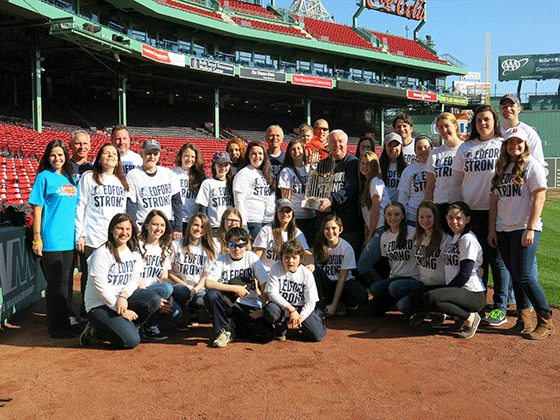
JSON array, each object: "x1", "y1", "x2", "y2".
[{"x1": 0, "y1": 0, "x2": 472, "y2": 204}]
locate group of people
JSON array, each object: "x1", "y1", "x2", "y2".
[{"x1": 29, "y1": 94, "x2": 554, "y2": 349}]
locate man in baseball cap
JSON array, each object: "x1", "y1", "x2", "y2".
[{"x1": 499, "y1": 94, "x2": 545, "y2": 166}]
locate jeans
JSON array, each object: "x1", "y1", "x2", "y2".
[
  {"x1": 296, "y1": 217, "x2": 317, "y2": 249},
  {"x1": 88, "y1": 288, "x2": 161, "y2": 349},
  {"x1": 247, "y1": 222, "x2": 266, "y2": 240},
  {"x1": 497, "y1": 230, "x2": 550, "y2": 314},
  {"x1": 145, "y1": 283, "x2": 183, "y2": 327},
  {"x1": 424, "y1": 288, "x2": 486, "y2": 320},
  {"x1": 470, "y1": 210, "x2": 511, "y2": 312},
  {"x1": 356, "y1": 226, "x2": 384, "y2": 275},
  {"x1": 387, "y1": 278, "x2": 424, "y2": 315},
  {"x1": 204, "y1": 289, "x2": 275, "y2": 342},
  {"x1": 263, "y1": 302, "x2": 326, "y2": 342},
  {"x1": 313, "y1": 266, "x2": 368, "y2": 310},
  {"x1": 41, "y1": 250, "x2": 74, "y2": 336}
]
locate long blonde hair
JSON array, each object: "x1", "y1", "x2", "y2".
[
  {"x1": 491, "y1": 140, "x2": 530, "y2": 192},
  {"x1": 435, "y1": 112, "x2": 465, "y2": 141},
  {"x1": 360, "y1": 151, "x2": 382, "y2": 210}
]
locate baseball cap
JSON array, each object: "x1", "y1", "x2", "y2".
[
  {"x1": 384, "y1": 132, "x2": 403, "y2": 145},
  {"x1": 212, "y1": 151, "x2": 233, "y2": 165},
  {"x1": 142, "y1": 139, "x2": 161, "y2": 151},
  {"x1": 503, "y1": 126, "x2": 529, "y2": 143},
  {"x1": 276, "y1": 198, "x2": 294, "y2": 212},
  {"x1": 499, "y1": 94, "x2": 521, "y2": 106}
]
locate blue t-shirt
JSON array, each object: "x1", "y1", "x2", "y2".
[{"x1": 28, "y1": 169, "x2": 78, "y2": 252}]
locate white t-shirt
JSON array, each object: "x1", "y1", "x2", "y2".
[
  {"x1": 398, "y1": 162, "x2": 427, "y2": 222},
  {"x1": 501, "y1": 122, "x2": 546, "y2": 167},
  {"x1": 75, "y1": 172, "x2": 129, "y2": 248},
  {"x1": 402, "y1": 139, "x2": 417, "y2": 164},
  {"x1": 172, "y1": 167, "x2": 202, "y2": 223},
  {"x1": 385, "y1": 162, "x2": 400, "y2": 201},
  {"x1": 139, "y1": 241, "x2": 172, "y2": 287},
  {"x1": 170, "y1": 239, "x2": 216, "y2": 288},
  {"x1": 426, "y1": 144, "x2": 460, "y2": 204},
  {"x1": 85, "y1": 245, "x2": 142, "y2": 312},
  {"x1": 413, "y1": 234, "x2": 452, "y2": 286},
  {"x1": 265, "y1": 261, "x2": 318, "y2": 320},
  {"x1": 492, "y1": 156, "x2": 546, "y2": 232},
  {"x1": 120, "y1": 150, "x2": 143, "y2": 176},
  {"x1": 317, "y1": 238, "x2": 356, "y2": 282},
  {"x1": 252, "y1": 224, "x2": 310, "y2": 272},
  {"x1": 206, "y1": 251, "x2": 268, "y2": 308},
  {"x1": 126, "y1": 166, "x2": 181, "y2": 224},
  {"x1": 278, "y1": 166, "x2": 314, "y2": 219},
  {"x1": 443, "y1": 232, "x2": 485, "y2": 293},
  {"x1": 361, "y1": 177, "x2": 390, "y2": 230},
  {"x1": 233, "y1": 166, "x2": 275, "y2": 224},
  {"x1": 452, "y1": 137, "x2": 502, "y2": 210},
  {"x1": 380, "y1": 225, "x2": 419, "y2": 279},
  {"x1": 195, "y1": 177, "x2": 232, "y2": 227}
]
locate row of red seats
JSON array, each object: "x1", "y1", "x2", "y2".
[
  {"x1": 222, "y1": 0, "x2": 275, "y2": 17},
  {"x1": 369, "y1": 31, "x2": 448, "y2": 64},
  {"x1": 303, "y1": 17, "x2": 380, "y2": 51},
  {"x1": 164, "y1": 0, "x2": 222, "y2": 20},
  {"x1": 232, "y1": 17, "x2": 307, "y2": 37}
]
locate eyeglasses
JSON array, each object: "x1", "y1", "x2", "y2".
[
  {"x1": 316, "y1": 127, "x2": 329, "y2": 132},
  {"x1": 228, "y1": 242, "x2": 247, "y2": 249},
  {"x1": 225, "y1": 218, "x2": 240, "y2": 223}
]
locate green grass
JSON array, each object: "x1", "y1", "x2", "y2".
[{"x1": 538, "y1": 190, "x2": 560, "y2": 308}]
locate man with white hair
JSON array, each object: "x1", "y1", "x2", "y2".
[
  {"x1": 317, "y1": 129, "x2": 361, "y2": 254},
  {"x1": 265, "y1": 124, "x2": 285, "y2": 178},
  {"x1": 69, "y1": 130, "x2": 93, "y2": 180}
]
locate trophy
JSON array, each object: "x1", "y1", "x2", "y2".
[{"x1": 302, "y1": 152, "x2": 335, "y2": 210}]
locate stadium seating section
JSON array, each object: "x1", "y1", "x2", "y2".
[
  {"x1": 220, "y1": 0, "x2": 276, "y2": 19},
  {"x1": 232, "y1": 17, "x2": 307, "y2": 38},
  {"x1": 369, "y1": 31, "x2": 449, "y2": 64},
  {"x1": 302, "y1": 17, "x2": 381, "y2": 51},
  {"x1": 157, "y1": 0, "x2": 223, "y2": 20}
]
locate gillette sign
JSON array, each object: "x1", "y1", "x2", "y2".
[{"x1": 499, "y1": 54, "x2": 560, "y2": 81}]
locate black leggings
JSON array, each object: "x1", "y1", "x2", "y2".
[
  {"x1": 41, "y1": 250, "x2": 74, "y2": 335},
  {"x1": 424, "y1": 288, "x2": 486, "y2": 320}
]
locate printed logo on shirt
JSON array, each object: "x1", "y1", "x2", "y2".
[
  {"x1": 211, "y1": 187, "x2": 232, "y2": 207},
  {"x1": 123, "y1": 163, "x2": 137, "y2": 175},
  {"x1": 92, "y1": 184, "x2": 127, "y2": 207},
  {"x1": 139, "y1": 183, "x2": 172, "y2": 208},
  {"x1": 179, "y1": 179, "x2": 197, "y2": 199},
  {"x1": 107, "y1": 261, "x2": 135, "y2": 285},
  {"x1": 496, "y1": 172, "x2": 525, "y2": 198},
  {"x1": 253, "y1": 178, "x2": 272, "y2": 196},
  {"x1": 386, "y1": 169, "x2": 399, "y2": 188},
  {"x1": 143, "y1": 254, "x2": 163, "y2": 280},
  {"x1": 462, "y1": 148, "x2": 499, "y2": 172},
  {"x1": 412, "y1": 171, "x2": 426, "y2": 193},
  {"x1": 291, "y1": 173, "x2": 308, "y2": 194},
  {"x1": 415, "y1": 245, "x2": 441, "y2": 270},
  {"x1": 57, "y1": 184, "x2": 77, "y2": 197},
  {"x1": 279, "y1": 278, "x2": 304, "y2": 303},
  {"x1": 322, "y1": 254, "x2": 344, "y2": 277},
  {"x1": 433, "y1": 156, "x2": 453, "y2": 177},
  {"x1": 221, "y1": 267, "x2": 255, "y2": 287},
  {"x1": 443, "y1": 242, "x2": 460, "y2": 267},
  {"x1": 332, "y1": 172, "x2": 345, "y2": 193},
  {"x1": 384, "y1": 239, "x2": 413, "y2": 262},
  {"x1": 175, "y1": 252, "x2": 207, "y2": 276},
  {"x1": 404, "y1": 153, "x2": 417, "y2": 164}
]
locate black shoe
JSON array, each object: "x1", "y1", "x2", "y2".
[
  {"x1": 175, "y1": 320, "x2": 189, "y2": 331},
  {"x1": 79, "y1": 322, "x2": 95, "y2": 347}
]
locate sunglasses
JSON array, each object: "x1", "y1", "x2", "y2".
[
  {"x1": 316, "y1": 127, "x2": 329, "y2": 132},
  {"x1": 228, "y1": 242, "x2": 247, "y2": 249}
]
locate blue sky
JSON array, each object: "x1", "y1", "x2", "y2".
[{"x1": 272, "y1": 0, "x2": 560, "y2": 97}]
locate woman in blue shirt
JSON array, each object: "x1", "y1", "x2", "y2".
[{"x1": 29, "y1": 140, "x2": 79, "y2": 338}]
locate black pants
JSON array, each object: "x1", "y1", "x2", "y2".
[{"x1": 41, "y1": 250, "x2": 74, "y2": 336}]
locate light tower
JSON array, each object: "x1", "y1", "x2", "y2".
[{"x1": 289, "y1": 0, "x2": 334, "y2": 22}]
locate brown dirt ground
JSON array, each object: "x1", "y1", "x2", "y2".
[{"x1": 1, "y1": 278, "x2": 559, "y2": 420}]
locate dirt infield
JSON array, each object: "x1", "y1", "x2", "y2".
[{"x1": 1, "y1": 285, "x2": 559, "y2": 419}]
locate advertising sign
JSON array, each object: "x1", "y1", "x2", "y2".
[
  {"x1": 453, "y1": 81, "x2": 490, "y2": 97},
  {"x1": 239, "y1": 67, "x2": 286, "y2": 83},
  {"x1": 499, "y1": 53, "x2": 560, "y2": 81},
  {"x1": 439, "y1": 93, "x2": 468, "y2": 106},
  {"x1": 292, "y1": 74, "x2": 333, "y2": 89},
  {"x1": 364, "y1": 0, "x2": 425, "y2": 21},
  {"x1": 407, "y1": 90, "x2": 437, "y2": 102},
  {"x1": 142, "y1": 44, "x2": 185, "y2": 67},
  {"x1": 190, "y1": 57, "x2": 235, "y2": 76}
]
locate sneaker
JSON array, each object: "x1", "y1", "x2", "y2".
[
  {"x1": 69, "y1": 315, "x2": 81, "y2": 334},
  {"x1": 458, "y1": 313, "x2": 481, "y2": 339},
  {"x1": 142, "y1": 325, "x2": 168, "y2": 341},
  {"x1": 482, "y1": 309, "x2": 507, "y2": 326},
  {"x1": 275, "y1": 334, "x2": 287, "y2": 341},
  {"x1": 79, "y1": 322, "x2": 95, "y2": 347},
  {"x1": 409, "y1": 312, "x2": 428, "y2": 327},
  {"x1": 174, "y1": 320, "x2": 189, "y2": 332},
  {"x1": 335, "y1": 303, "x2": 347, "y2": 317},
  {"x1": 315, "y1": 309, "x2": 326, "y2": 320},
  {"x1": 430, "y1": 313, "x2": 446, "y2": 326},
  {"x1": 213, "y1": 328, "x2": 233, "y2": 348},
  {"x1": 347, "y1": 304, "x2": 359, "y2": 311},
  {"x1": 189, "y1": 317, "x2": 199, "y2": 327}
]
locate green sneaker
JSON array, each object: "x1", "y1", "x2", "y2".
[
  {"x1": 483, "y1": 309, "x2": 507, "y2": 326},
  {"x1": 213, "y1": 328, "x2": 233, "y2": 348}
]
